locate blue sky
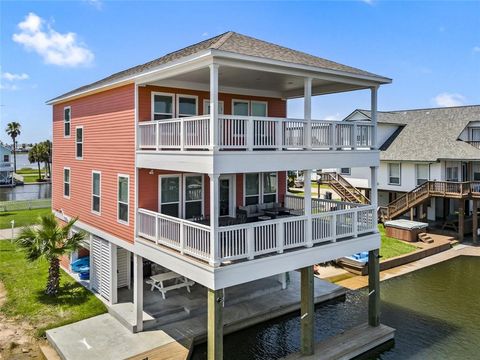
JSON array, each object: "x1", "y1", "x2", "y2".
[{"x1": 1, "y1": 0, "x2": 479, "y2": 144}]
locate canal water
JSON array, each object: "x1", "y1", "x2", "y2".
[
  {"x1": 0, "y1": 183, "x2": 51, "y2": 201},
  {"x1": 191, "y1": 256, "x2": 480, "y2": 359}
]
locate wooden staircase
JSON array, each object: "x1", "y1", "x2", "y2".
[
  {"x1": 382, "y1": 180, "x2": 480, "y2": 221},
  {"x1": 318, "y1": 172, "x2": 370, "y2": 204}
]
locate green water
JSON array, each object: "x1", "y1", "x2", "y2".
[{"x1": 192, "y1": 256, "x2": 480, "y2": 359}]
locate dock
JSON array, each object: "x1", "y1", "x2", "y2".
[{"x1": 283, "y1": 323, "x2": 395, "y2": 360}]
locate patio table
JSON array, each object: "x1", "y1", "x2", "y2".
[{"x1": 146, "y1": 271, "x2": 195, "y2": 299}]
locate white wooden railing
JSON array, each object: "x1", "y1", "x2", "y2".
[
  {"x1": 137, "y1": 203, "x2": 377, "y2": 265},
  {"x1": 138, "y1": 116, "x2": 374, "y2": 152}
]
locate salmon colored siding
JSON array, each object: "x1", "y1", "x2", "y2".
[
  {"x1": 138, "y1": 170, "x2": 287, "y2": 216},
  {"x1": 138, "y1": 85, "x2": 286, "y2": 121},
  {"x1": 52, "y1": 84, "x2": 136, "y2": 243}
]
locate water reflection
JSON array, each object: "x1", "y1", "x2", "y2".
[
  {"x1": 0, "y1": 183, "x2": 51, "y2": 201},
  {"x1": 192, "y1": 257, "x2": 480, "y2": 360}
]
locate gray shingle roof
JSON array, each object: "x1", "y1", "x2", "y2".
[
  {"x1": 48, "y1": 31, "x2": 390, "y2": 103},
  {"x1": 357, "y1": 106, "x2": 480, "y2": 161}
]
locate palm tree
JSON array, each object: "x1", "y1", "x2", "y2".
[
  {"x1": 5, "y1": 122, "x2": 21, "y2": 173},
  {"x1": 42, "y1": 140, "x2": 52, "y2": 178},
  {"x1": 15, "y1": 213, "x2": 85, "y2": 296},
  {"x1": 28, "y1": 144, "x2": 42, "y2": 180}
]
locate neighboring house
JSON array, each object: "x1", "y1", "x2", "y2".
[
  {"x1": 0, "y1": 144, "x2": 13, "y2": 186},
  {"x1": 48, "y1": 32, "x2": 390, "y2": 357},
  {"x1": 339, "y1": 106, "x2": 480, "y2": 240}
]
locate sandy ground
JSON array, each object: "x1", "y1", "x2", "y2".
[{"x1": 0, "y1": 282, "x2": 45, "y2": 360}]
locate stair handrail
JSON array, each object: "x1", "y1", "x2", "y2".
[
  {"x1": 387, "y1": 181, "x2": 431, "y2": 218},
  {"x1": 319, "y1": 172, "x2": 370, "y2": 204}
]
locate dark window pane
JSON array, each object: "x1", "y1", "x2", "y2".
[
  {"x1": 251, "y1": 102, "x2": 267, "y2": 117},
  {"x1": 64, "y1": 108, "x2": 70, "y2": 121},
  {"x1": 76, "y1": 144, "x2": 83, "y2": 158},
  {"x1": 93, "y1": 196, "x2": 100, "y2": 212},
  {"x1": 64, "y1": 122, "x2": 70, "y2": 136},
  {"x1": 185, "y1": 176, "x2": 202, "y2": 201},
  {"x1": 185, "y1": 201, "x2": 202, "y2": 219},
  {"x1": 263, "y1": 194, "x2": 276, "y2": 203},
  {"x1": 233, "y1": 101, "x2": 249, "y2": 116},
  {"x1": 245, "y1": 173, "x2": 259, "y2": 196},
  {"x1": 93, "y1": 173, "x2": 100, "y2": 195},
  {"x1": 179, "y1": 97, "x2": 197, "y2": 116},
  {"x1": 161, "y1": 177, "x2": 179, "y2": 203},
  {"x1": 118, "y1": 203, "x2": 128, "y2": 222},
  {"x1": 64, "y1": 169, "x2": 70, "y2": 182},
  {"x1": 263, "y1": 172, "x2": 277, "y2": 194},
  {"x1": 161, "y1": 203, "x2": 179, "y2": 217},
  {"x1": 154, "y1": 95, "x2": 173, "y2": 114},
  {"x1": 64, "y1": 183, "x2": 70, "y2": 197},
  {"x1": 76, "y1": 128, "x2": 83, "y2": 142},
  {"x1": 154, "y1": 114, "x2": 173, "y2": 120},
  {"x1": 118, "y1": 177, "x2": 129, "y2": 202},
  {"x1": 245, "y1": 196, "x2": 259, "y2": 206}
]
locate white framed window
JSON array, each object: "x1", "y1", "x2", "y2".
[
  {"x1": 251, "y1": 101, "x2": 268, "y2": 117},
  {"x1": 92, "y1": 171, "x2": 101, "y2": 214},
  {"x1": 64, "y1": 106, "x2": 71, "y2": 137},
  {"x1": 473, "y1": 163, "x2": 480, "y2": 181},
  {"x1": 470, "y1": 128, "x2": 480, "y2": 141},
  {"x1": 75, "y1": 126, "x2": 83, "y2": 160},
  {"x1": 340, "y1": 168, "x2": 351, "y2": 175},
  {"x1": 159, "y1": 175, "x2": 181, "y2": 217},
  {"x1": 176, "y1": 94, "x2": 198, "y2": 117},
  {"x1": 117, "y1": 174, "x2": 129, "y2": 224},
  {"x1": 232, "y1": 99, "x2": 250, "y2": 116},
  {"x1": 262, "y1": 172, "x2": 277, "y2": 203},
  {"x1": 415, "y1": 164, "x2": 429, "y2": 186},
  {"x1": 63, "y1": 167, "x2": 70, "y2": 198},
  {"x1": 388, "y1": 163, "x2": 401, "y2": 185},
  {"x1": 152, "y1": 92, "x2": 174, "y2": 120},
  {"x1": 184, "y1": 174, "x2": 203, "y2": 219},
  {"x1": 244, "y1": 172, "x2": 278, "y2": 205},
  {"x1": 203, "y1": 99, "x2": 224, "y2": 115},
  {"x1": 3, "y1": 154, "x2": 9, "y2": 162},
  {"x1": 446, "y1": 162, "x2": 459, "y2": 182}
]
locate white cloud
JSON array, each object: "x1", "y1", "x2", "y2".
[
  {"x1": 201, "y1": 32, "x2": 209, "y2": 37},
  {"x1": 473, "y1": 46, "x2": 480, "y2": 53},
  {"x1": 433, "y1": 93, "x2": 466, "y2": 107},
  {"x1": 12, "y1": 12, "x2": 94, "y2": 67},
  {"x1": 2, "y1": 72, "x2": 29, "y2": 81},
  {"x1": 325, "y1": 113, "x2": 341, "y2": 121},
  {"x1": 0, "y1": 83, "x2": 19, "y2": 91},
  {"x1": 84, "y1": 0, "x2": 103, "y2": 10}
]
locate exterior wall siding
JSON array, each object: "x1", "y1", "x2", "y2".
[
  {"x1": 52, "y1": 84, "x2": 136, "y2": 243},
  {"x1": 138, "y1": 85, "x2": 286, "y2": 121}
]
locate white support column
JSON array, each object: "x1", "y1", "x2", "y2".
[
  {"x1": 109, "y1": 243, "x2": 118, "y2": 305},
  {"x1": 371, "y1": 166, "x2": 379, "y2": 228},
  {"x1": 304, "y1": 169, "x2": 313, "y2": 247},
  {"x1": 370, "y1": 86, "x2": 378, "y2": 149},
  {"x1": 88, "y1": 234, "x2": 93, "y2": 290},
  {"x1": 133, "y1": 254, "x2": 143, "y2": 333},
  {"x1": 209, "y1": 63, "x2": 219, "y2": 151},
  {"x1": 209, "y1": 173, "x2": 220, "y2": 267},
  {"x1": 304, "y1": 78, "x2": 313, "y2": 149}
]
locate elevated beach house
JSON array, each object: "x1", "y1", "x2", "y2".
[
  {"x1": 0, "y1": 143, "x2": 13, "y2": 186},
  {"x1": 338, "y1": 106, "x2": 480, "y2": 241},
  {"x1": 48, "y1": 32, "x2": 391, "y2": 358}
]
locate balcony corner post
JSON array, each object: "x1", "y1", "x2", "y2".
[
  {"x1": 304, "y1": 78, "x2": 313, "y2": 150},
  {"x1": 304, "y1": 169, "x2": 313, "y2": 247},
  {"x1": 209, "y1": 63, "x2": 220, "y2": 152},
  {"x1": 370, "y1": 166, "x2": 379, "y2": 229},
  {"x1": 209, "y1": 173, "x2": 221, "y2": 267},
  {"x1": 370, "y1": 86, "x2": 378, "y2": 150}
]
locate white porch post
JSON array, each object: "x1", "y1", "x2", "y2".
[
  {"x1": 209, "y1": 63, "x2": 219, "y2": 151},
  {"x1": 370, "y1": 86, "x2": 378, "y2": 149},
  {"x1": 370, "y1": 166, "x2": 379, "y2": 229},
  {"x1": 209, "y1": 173, "x2": 220, "y2": 267},
  {"x1": 109, "y1": 243, "x2": 118, "y2": 304},
  {"x1": 304, "y1": 169, "x2": 313, "y2": 247},
  {"x1": 304, "y1": 78, "x2": 312, "y2": 149},
  {"x1": 133, "y1": 254, "x2": 143, "y2": 333}
]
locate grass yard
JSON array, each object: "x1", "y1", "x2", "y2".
[
  {"x1": 0, "y1": 240, "x2": 106, "y2": 337},
  {"x1": 0, "y1": 208, "x2": 52, "y2": 229},
  {"x1": 379, "y1": 224, "x2": 418, "y2": 259},
  {"x1": 16, "y1": 168, "x2": 46, "y2": 183}
]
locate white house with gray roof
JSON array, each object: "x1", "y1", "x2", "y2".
[
  {"x1": 0, "y1": 144, "x2": 13, "y2": 186},
  {"x1": 337, "y1": 105, "x2": 480, "y2": 241}
]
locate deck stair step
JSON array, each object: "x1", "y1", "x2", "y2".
[
  {"x1": 418, "y1": 233, "x2": 434, "y2": 243},
  {"x1": 318, "y1": 172, "x2": 370, "y2": 205}
]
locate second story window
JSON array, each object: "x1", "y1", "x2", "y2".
[
  {"x1": 177, "y1": 95, "x2": 198, "y2": 117},
  {"x1": 64, "y1": 107, "x2": 71, "y2": 137},
  {"x1": 92, "y1": 171, "x2": 101, "y2": 214},
  {"x1": 251, "y1": 101, "x2": 268, "y2": 117},
  {"x1": 75, "y1": 127, "x2": 83, "y2": 159},
  {"x1": 446, "y1": 163, "x2": 459, "y2": 182},
  {"x1": 388, "y1": 163, "x2": 401, "y2": 186},
  {"x1": 233, "y1": 100, "x2": 249, "y2": 116},
  {"x1": 245, "y1": 173, "x2": 260, "y2": 205},
  {"x1": 64, "y1": 168, "x2": 70, "y2": 198},
  {"x1": 152, "y1": 93, "x2": 174, "y2": 120},
  {"x1": 184, "y1": 174, "x2": 203, "y2": 219},
  {"x1": 203, "y1": 100, "x2": 224, "y2": 115},
  {"x1": 263, "y1": 172, "x2": 277, "y2": 203},
  {"x1": 118, "y1": 175, "x2": 129, "y2": 224},
  {"x1": 340, "y1": 168, "x2": 351, "y2": 175},
  {"x1": 415, "y1": 164, "x2": 429, "y2": 186}
]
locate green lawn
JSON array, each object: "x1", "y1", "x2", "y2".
[
  {"x1": 0, "y1": 240, "x2": 107, "y2": 336},
  {"x1": 379, "y1": 224, "x2": 418, "y2": 259},
  {"x1": 0, "y1": 208, "x2": 52, "y2": 229}
]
